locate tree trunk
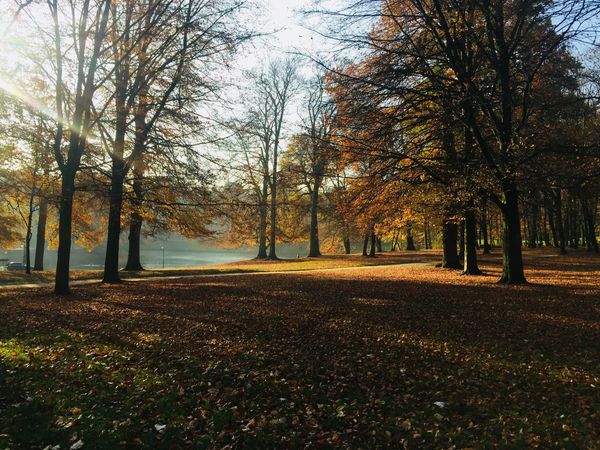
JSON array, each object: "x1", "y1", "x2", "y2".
[
  {"x1": 441, "y1": 221, "x2": 461, "y2": 269},
  {"x1": 268, "y1": 147, "x2": 279, "y2": 260},
  {"x1": 55, "y1": 171, "x2": 75, "y2": 294},
  {"x1": 256, "y1": 174, "x2": 269, "y2": 259},
  {"x1": 481, "y1": 208, "x2": 491, "y2": 254},
  {"x1": 308, "y1": 177, "x2": 322, "y2": 257},
  {"x1": 125, "y1": 212, "x2": 143, "y2": 271},
  {"x1": 390, "y1": 230, "x2": 398, "y2": 251},
  {"x1": 405, "y1": 223, "x2": 416, "y2": 251},
  {"x1": 376, "y1": 236, "x2": 383, "y2": 253},
  {"x1": 343, "y1": 236, "x2": 351, "y2": 255},
  {"x1": 458, "y1": 220, "x2": 465, "y2": 261},
  {"x1": 553, "y1": 189, "x2": 567, "y2": 254},
  {"x1": 499, "y1": 187, "x2": 526, "y2": 284},
  {"x1": 489, "y1": 214, "x2": 495, "y2": 248},
  {"x1": 33, "y1": 196, "x2": 48, "y2": 271},
  {"x1": 103, "y1": 43, "x2": 130, "y2": 283},
  {"x1": 527, "y1": 207, "x2": 538, "y2": 249},
  {"x1": 542, "y1": 208, "x2": 551, "y2": 247},
  {"x1": 464, "y1": 210, "x2": 482, "y2": 275},
  {"x1": 547, "y1": 201, "x2": 559, "y2": 248},
  {"x1": 103, "y1": 161, "x2": 126, "y2": 283},
  {"x1": 362, "y1": 233, "x2": 369, "y2": 256},
  {"x1": 24, "y1": 192, "x2": 34, "y2": 275},
  {"x1": 124, "y1": 174, "x2": 144, "y2": 271},
  {"x1": 571, "y1": 195, "x2": 579, "y2": 248},
  {"x1": 369, "y1": 228, "x2": 376, "y2": 257},
  {"x1": 581, "y1": 196, "x2": 599, "y2": 253}
]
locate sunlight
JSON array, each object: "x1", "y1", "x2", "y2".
[
  {"x1": 0, "y1": 76, "x2": 64, "y2": 127},
  {"x1": 0, "y1": 0, "x2": 598, "y2": 447}
]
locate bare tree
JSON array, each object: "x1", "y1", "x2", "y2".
[
  {"x1": 287, "y1": 72, "x2": 337, "y2": 257},
  {"x1": 257, "y1": 58, "x2": 299, "y2": 259}
]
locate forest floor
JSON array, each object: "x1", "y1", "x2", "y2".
[
  {"x1": 0, "y1": 249, "x2": 598, "y2": 449},
  {"x1": 0, "y1": 251, "x2": 441, "y2": 287}
]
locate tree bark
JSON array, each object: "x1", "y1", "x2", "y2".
[
  {"x1": 343, "y1": 236, "x2": 351, "y2": 254},
  {"x1": 481, "y1": 208, "x2": 491, "y2": 254},
  {"x1": 102, "y1": 161, "x2": 126, "y2": 282},
  {"x1": 103, "y1": 8, "x2": 131, "y2": 283},
  {"x1": 308, "y1": 176, "x2": 322, "y2": 257},
  {"x1": 362, "y1": 233, "x2": 369, "y2": 256},
  {"x1": 553, "y1": 189, "x2": 567, "y2": 254},
  {"x1": 55, "y1": 172, "x2": 75, "y2": 294},
  {"x1": 547, "y1": 200, "x2": 559, "y2": 248},
  {"x1": 542, "y1": 209, "x2": 551, "y2": 247},
  {"x1": 268, "y1": 168, "x2": 278, "y2": 260},
  {"x1": 124, "y1": 173, "x2": 144, "y2": 271},
  {"x1": 24, "y1": 190, "x2": 35, "y2": 275},
  {"x1": 499, "y1": 187, "x2": 526, "y2": 284},
  {"x1": 581, "y1": 196, "x2": 599, "y2": 253},
  {"x1": 527, "y1": 207, "x2": 538, "y2": 249},
  {"x1": 256, "y1": 171, "x2": 269, "y2": 259},
  {"x1": 124, "y1": 212, "x2": 143, "y2": 271},
  {"x1": 464, "y1": 210, "x2": 482, "y2": 275},
  {"x1": 369, "y1": 228, "x2": 376, "y2": 257},
  {"x1": 33, "y1": 196, "x2": 48, "y2": 271},
  {"x1": 441, "y1": 221, "x2": 461, "y2": 269},
  {"x1": 405, "y1": 224, "x2": 416, "y2": 251},
  {"x1": 458, "y1": 220, "x2": 465, "y2": 261}
]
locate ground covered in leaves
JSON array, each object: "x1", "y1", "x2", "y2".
[{"x1": 0, "y1": 249, "x2": 598, "y2": 449}]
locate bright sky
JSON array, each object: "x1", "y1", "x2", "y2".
[{"x1": 235, "y1": 0, "x2": 331, "y2": 70}]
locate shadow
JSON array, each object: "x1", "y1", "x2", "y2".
[{"x1": 0, "y1": 253, "x2": 598, "y2": 448}]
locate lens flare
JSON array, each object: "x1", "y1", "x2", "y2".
[{"x1": 0, "y1": 76, "x2": 62, "y2": 125}]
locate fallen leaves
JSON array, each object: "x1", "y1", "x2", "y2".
[{"x1": 0, "y1": 249, "x2": 598, "y2": 448}]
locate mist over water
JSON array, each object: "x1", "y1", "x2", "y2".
[
  {"x1": 139, "y1": 248, "x2": 257, "y2": 269},
  {"x1": 2, "y1": 236, "x2": 307, "y2": 270}
]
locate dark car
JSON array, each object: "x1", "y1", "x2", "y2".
[{"x1": 7, "y1": 262, "x2": 26, "y2": 271}]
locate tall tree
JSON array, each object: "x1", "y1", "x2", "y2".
[{"x1": 48, "y1": 0, "x2": 112, "y2": 294}]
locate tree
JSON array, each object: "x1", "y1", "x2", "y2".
[
  {"x1": 301, "y1": 74, "x2": 337, "y2": 257},
  {"x1": 43, "y1": 0, "x2": 112, "y2": 294},
  {"x1": 121, "y1": 0, "x2": 250, "y2": 272},
  {"x1": 261, "y1": 59, "x2": 298, "y2": 260},
  {"x1": 238, "y1": 58, "x2": 299, "y2": 259},
  {"x1": 102, "y1": 0, "x2": 199, "y2": 279},
  {"x1": 318, "y1": 0, "x2": 599, "y2": 283},
  {"x1": 283, "y1": 73, "x2": 337, "y2": 257}
]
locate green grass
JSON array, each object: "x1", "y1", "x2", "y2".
[{"x1": 0, "y1": 251, "x2": 440, "y2": 286}]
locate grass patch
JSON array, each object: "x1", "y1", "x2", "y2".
[{"x1": 0, "y1": 251, "x2": 441, "y2": 286}]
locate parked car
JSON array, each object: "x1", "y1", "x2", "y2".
[{"x1": 7, "y1": 262, "x2": 26, "y2": 271}]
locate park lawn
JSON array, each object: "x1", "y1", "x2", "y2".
[
  {"x1": 0, "y1": 249, "x2": 598, "y2": 449},
  {"x1": 0, "y1": 250, "x2": 441, "y2": 286}
]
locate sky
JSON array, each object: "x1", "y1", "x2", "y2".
[
  {"x1": 0, "y1": 0, "x2": 331, "y2": 77},
  {"x1": 0, "y1": 0, "x2": 334, "y2": 121},
  {"x1": 235, "y1": 0, "x2": 333, "y2": 71}
]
